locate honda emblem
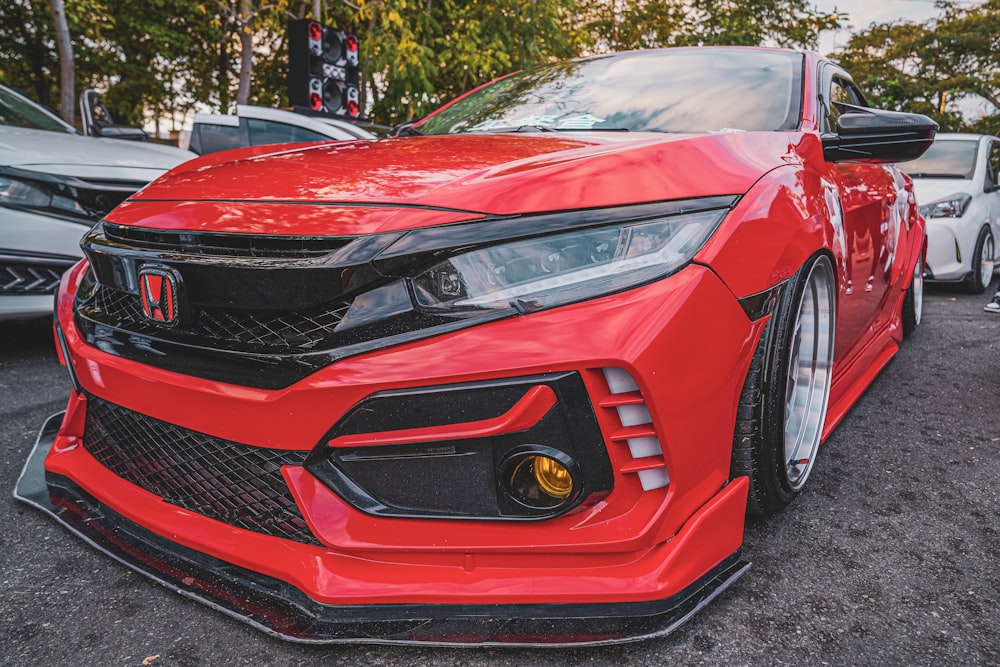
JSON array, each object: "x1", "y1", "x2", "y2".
[{"x1": 138, "y1": 266, "x2": 181, "y2": 325}]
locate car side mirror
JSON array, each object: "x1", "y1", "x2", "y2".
[
  {"x1": 79, "y1": 89, "x2": 149, "y2": 142},
  {"x1": 822, "y1": 103, "x2": 938, "y2": 164},
  {"x1": 94, "y1": 125, "x2": 149, "y2": 141}
]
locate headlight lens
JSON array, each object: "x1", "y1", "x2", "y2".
[
  {"x1": 0, "y1": 176, "x2": 54, "y2": 208},
  {"x1": 0, "y1": 171, "x2": 124, "y2": 221},
  {"x1": 411, "y1": 208, "x2": 726, "y2": 313},
  {"x1": 919, "y1": 193, "x2": 972, "y2": 219}
]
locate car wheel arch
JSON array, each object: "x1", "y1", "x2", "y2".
[
  {"x1": 730, "y1": 251, "x2": 837, "y2": 515},
  {"x1": 696, "y1": 165, "x2": 840, "y2": 302}
]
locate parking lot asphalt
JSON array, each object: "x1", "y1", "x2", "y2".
[{"x1": 1, "y1": 286, "x2": 998, "y2": 667}]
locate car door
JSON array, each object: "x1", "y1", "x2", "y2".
[
  {"x1": 818, "y1": 65, "x2": 901, "y2": 361},
  {"x1": 985, "y1": 138, "x2": 1000, "y2": 254}
]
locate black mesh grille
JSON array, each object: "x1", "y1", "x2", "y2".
[
  {"x1": 0, "y1": 261, "x2": 69, "y2": 294},
  {"x1": 82, "y1": 396, "x2": 320, "y2": 545},
  {"x1": 81, "y1": 284, "x2": 351, "y2": 353}
]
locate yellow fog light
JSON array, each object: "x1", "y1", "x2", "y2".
[
  {"x1": 503, "y1": 448, "x2": 579, "y2": 510},
  {"x1": 531, "y1": 456, "x2": 572, "y2": 499}
]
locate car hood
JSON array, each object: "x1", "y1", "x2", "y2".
[
  {"x1": 909, "y1": 177, "x2": 975, "y2": 206},
  {"x1": 114, "y1": 132, "x2": 797, "y2": 234},
  {"x1": 0, "y1": 126, "x2": 195, "y2": 180}
]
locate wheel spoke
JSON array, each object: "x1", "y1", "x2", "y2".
[
  {"x1": 783, "y1": 260, "x2": 834, "y2": 489},
  {"x1": 981, "y1": 236, "x2": 995, "y2": 289}
]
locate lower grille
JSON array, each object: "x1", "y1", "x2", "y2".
[
  {"x1": 82, "y1": 396, "x2": 320, "y2": 545},
  {"x1": 0, "y1": 257, "x2": 74, "y2": 294},
  {"x1": 82, "y1": 284, "x2": 351, "y2": 353}
]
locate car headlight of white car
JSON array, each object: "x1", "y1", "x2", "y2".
[
  {"x1": 918, "y1": 192, "x2": 972, "y2": 219},
  {"x1": 0, "y1": 167, "x2": 132, "y2": 224}
]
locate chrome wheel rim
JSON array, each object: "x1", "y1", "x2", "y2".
[
  {"x1": 784, "y1": 258, "x2": 835, "y2": 490},
  {"x1": 979, "y1": 235, "x2": 995, "y2": 289},
  {"x1": 913, "y1": 252, "x2": 924, "y2": 326}
]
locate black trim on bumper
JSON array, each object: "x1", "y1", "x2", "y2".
[
  {"x1": 16, "y1": 413, "x2": 750, "y2": 647},
  {"x1": 306, "y1": 372, "x2": 613, "y2": 520}
]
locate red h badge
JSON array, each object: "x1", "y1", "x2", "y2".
[{"x1": 138, "y1": 267, "x2": 180, "y2": 325}]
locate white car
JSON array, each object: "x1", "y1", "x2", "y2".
[
  {"x1": 0, "y1": 85, "x2": 195, "y2": 320},
  {"x1": 906, "y1": 133, "x2": 1000, "y2": 293},
  {"x1": 187, "y1": 105, "x2": 377, "y2": 155}
]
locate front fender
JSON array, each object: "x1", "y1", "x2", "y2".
[{"x1": 694, "y1": 165, "x2": 835, "y2": 300}]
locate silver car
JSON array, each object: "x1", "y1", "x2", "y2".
[{"x1": 0, "y1": 85, "x2": 195, "y2": 320}]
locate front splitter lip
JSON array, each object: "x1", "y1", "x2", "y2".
[{"x1": 16, "y1": 413, "x2": 751, "y2": 648}]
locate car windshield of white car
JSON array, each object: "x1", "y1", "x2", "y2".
[
  {"x1": 417, "y1": 49, "x2": 804, "y2": 135},
  {"x1": 902, "y1": 140, "x2": 978, "y2": 179},
  {"x1": 0, "y1": 87, "x2": 75, "y2": 133}
]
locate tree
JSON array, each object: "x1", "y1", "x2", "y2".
[
  {"x1": 70, "y1": 0, "x2": 231, "y2": 126},
  {"x1": 833, "y1": 1, "x2": 999, "y2": 132},
  {"x1": 16, "y1": 0, "x2": 999, "y2": 136},
  {"x1": 215, "y1": 0, "x2": 289, "y2": 106},
  {"x1": 576, "y1": 0, "x2": 841, "y2": 53},
  {"x1": 0, "y1": 0, "x2": 59, "y2": 109},
  {"x1": 319, "y1": 0, "x2": 586, "y2": 124},
  {"x1": 49, "y1": 0, "x2": 75, "y2": 124},
  {"x1": 675, "y1": 0, "x2": 841, "y2": 48},
  {"x1": 932, "y1": 0, "x2": 1000, "y2": 113}
]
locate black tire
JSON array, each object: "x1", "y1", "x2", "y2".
[
  {"x1": 731, "y1": 254, "x2": 836, "y2": 516},
  {"x1": 902, "y1": 250, "x2": 923, "y2": 338},
  {"x1": 964, "y1": 227, "x2": 995, "y2": 294}
]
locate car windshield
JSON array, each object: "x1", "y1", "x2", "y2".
[
  {"x1": 902, "y1": 140, "x2": 978, "y2": 179},
  {"x1": 418, "y1": 49, "x2": 803, "y2": 135},
  {"x1": 0, "y1": 86, "x2": 76, "y2": 133}
]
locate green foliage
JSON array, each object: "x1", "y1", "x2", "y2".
[
  {"x1": 675, "y1": 0, "x2": 842, "y2": 48},
  {"x1": 318, "y1": 0, "x2": 586, "y2": 124},
  {"x1": 0, "y1": 0, "x2": 59, "y2": 109},
  {"x1": 833, "y1": 0, "x2": 999, "y2": 133},
  {"x1": 34, "y1": 0, "x2": 1000, "y2": 135}
]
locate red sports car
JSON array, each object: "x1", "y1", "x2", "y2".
[{"x1": 17, "y1": 47, "x2": 935, "y2": 646}]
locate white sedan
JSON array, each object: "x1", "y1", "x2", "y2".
[
  {"x1": 906, "y1": 133, "x2": 1000, "y2": 293},
  {"x1": 0, "y1": 85, "x2": 195, "y2": 320},
  {"x1": 186, "y1": 104, "x2": 378, "y2": 155}
]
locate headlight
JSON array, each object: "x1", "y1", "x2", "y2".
[
  {"x1": 0, "y1": 167, "x2": 137, "y2": 223},
  {"x1": 0, "y1": 176, "x2": 53, "y2": 208},
  {"x1": 919, "y1": 193, "x2": 972, "y2": 219},
  {"x1": 0, "y1": 175, "x2": 89, "y2": 217},
  {"x1": 409, "y1": 208, "x2": 726, "y2": 313}
]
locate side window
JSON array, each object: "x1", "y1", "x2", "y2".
[
  {"x1": 244, "y1": 118, "x2": 330, "y2": 146},
  {"x1": 194, "y1": 123, "x2": 241, "y2": 155},
  {"x1": 988, "y1": 141, "x2": 1000, "y2": 191},
  {"x1": 826, "y1": 77, "x2": 860, "y2": 132}
]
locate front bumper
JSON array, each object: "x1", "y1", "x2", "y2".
[
  {"x1": 0, "y1": 251, "x2": 78, "y2": 320},
  {"x1": 0, "y1": 204, "x2": 88, "y2": 320},
  {"x1": 923, "y1": 217, "x2": 974, "y2": 282},
  {"x1": 18, "y1": 413, "x2": 750, "y2": 647},
  {"x1": 26, "y1": 257, "x2": 763, "y2": 645}
]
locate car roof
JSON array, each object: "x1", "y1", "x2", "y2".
[{"x1": 192, "y1": 113, "x2": 238, "y2": 127}]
